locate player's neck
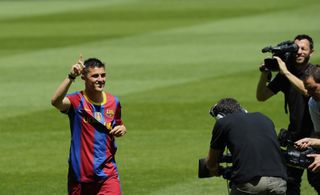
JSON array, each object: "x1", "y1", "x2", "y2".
[{"x1": 84, "y1": 89, "x2": 104, "y2": 104}]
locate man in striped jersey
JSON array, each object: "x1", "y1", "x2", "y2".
[{"x1": 51, "y1": 56, "x2": 127, "y2": 195}]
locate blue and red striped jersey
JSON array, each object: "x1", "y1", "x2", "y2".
[{"x1": 66, "y1": 91, "x2": 123, "y2": 182}]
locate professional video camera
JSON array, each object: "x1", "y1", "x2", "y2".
[
  {"x1": 260, "y1": 40, "x2": 299, "y2": 71},
  {"x1": 198, "y1": 153, "x2": 233, "y2": 180},
  {"x1": 278, "y1": 128, "x2": 318, "y2": 169}
]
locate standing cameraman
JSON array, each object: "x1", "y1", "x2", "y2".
[
  {"x1": 256, "y1": 34, "x2": 320, "y2": 194},
  {"x1": 205, "y1": 98, "x2": 287, "y2": 195}
]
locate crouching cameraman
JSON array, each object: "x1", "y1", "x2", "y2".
[
  {"x1": 295, "y1": 138, "x2": 320, "y2": 172},
  {"x1": 203, "y1": 98, "x2": 287, "y2": 195}
]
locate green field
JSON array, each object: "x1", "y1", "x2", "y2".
[{"x1": 1, "y1": 0, "x2": 320, "y2": 194}]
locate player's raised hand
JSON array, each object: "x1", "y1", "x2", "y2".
[{"x1": 70, "y1": 54, "x2": 85, "y2": 78}]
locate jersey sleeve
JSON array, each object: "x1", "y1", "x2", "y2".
[
  {"x1": 114, "y1": 96, "x2": 123, "y2": 126},
  {"x1": 65, "y1": 91, "x2": 82, "y2": 114}
]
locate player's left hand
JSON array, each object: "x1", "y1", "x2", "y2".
[{"x1": 110, "y1": 125, "x2": 127, "y2": 137}]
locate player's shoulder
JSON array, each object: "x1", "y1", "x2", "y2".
[
  {"x1": 105, "y1": 92, "x2": 115, "y2": 99},
  {"x1": 66, "y1": 91, "x2": 83, "y2": 100},
  {"x1": 67, "y1": 91, "x2": 82, "y2": 96},
  {"x1": 105, "y1": 92, "x2": 120, "y2": 103}
]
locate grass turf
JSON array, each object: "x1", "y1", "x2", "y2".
[{"x1": 0, "y1": 0, "x2": 320, "y2": 194}]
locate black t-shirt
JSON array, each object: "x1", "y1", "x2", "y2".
[
  {"x1": 210, "y1": 112, "x2": 287, "y2": 184},
  {"x1": 268, "y1": 64, "x2": 314, "y2": 140}
]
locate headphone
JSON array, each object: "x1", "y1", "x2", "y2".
[{"x1": 209, "y1": 104, "x2": 247, "y2": 120}]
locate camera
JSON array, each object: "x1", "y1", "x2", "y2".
[
  {"x1": 260, "y1": 40, "x2": 299, "y2": 71},
  {"x1": 278, "y1": 128, "x2": 317, "y2": 169},
  {"x1": 198, "y1": 153, "x2": 233, "y2": 180},
  {"x1": 278, "y1": 128, "x2": 294, "y2": 147},
  {"x1": 282, "y1": 145, "x2": 316, "y2": 169}
]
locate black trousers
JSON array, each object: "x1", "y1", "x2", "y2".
[{"x1": 286, "y1": 166, "x2": 320, "y2": 195}]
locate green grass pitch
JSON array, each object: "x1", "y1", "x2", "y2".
[{"x1": 0, "y1": 0, "x2": 320, "y2": 194}]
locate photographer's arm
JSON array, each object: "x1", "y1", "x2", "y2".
[
  {"x1": 256, "y1": 70, "x2": 274, "y2": 101},
  {"x1": 275, "y1": 57, "x2": 308, "y2": 96},
  {"x1": 295, "y1": 138, "x2": 320, "y2": 149},
  {"x1": 205, "y1": 148, "x2": 223, "y2": 176}
]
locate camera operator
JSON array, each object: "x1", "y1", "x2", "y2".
[
  {"x1": 294, "y1": 64, "x2": 320, "y2": 174},
  {"x1": 256, "y1": 34, "x2": 320, "y2": 194},
  {"x1": 205, "y1": 98, "x2": 287, "y2": 195},
  {"x1": 303, "y1": 64, "x2": 320, "y2": 133},
  {"x1": 295, "y1": 138, "x2": 320, "y2": 172}
]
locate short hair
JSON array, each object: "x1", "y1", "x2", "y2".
[
  {"x1": 294, "y1": 34, "x2": 314, "y2": 50},
  {"x1": 210, "y1": 98, "x2": 243, "y2": 118},
  {"x1": 83, "y1": 58, "x2": 105, "y2": 75},
  {"x1": 304, "y1": 64, "x2": 320, "y2": 83}
]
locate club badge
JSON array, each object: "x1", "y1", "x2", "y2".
[{"x1": 106, "y1": 109, "x2": 114, "y2": 118}]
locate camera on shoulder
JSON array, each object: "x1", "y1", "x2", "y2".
[{"x1": 260, "y1": 40, "x2": 298, "y2": 72}]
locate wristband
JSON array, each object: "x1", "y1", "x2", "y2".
[{"x1": 68, "y1": 73, "x2": 76, "y2": 81}]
